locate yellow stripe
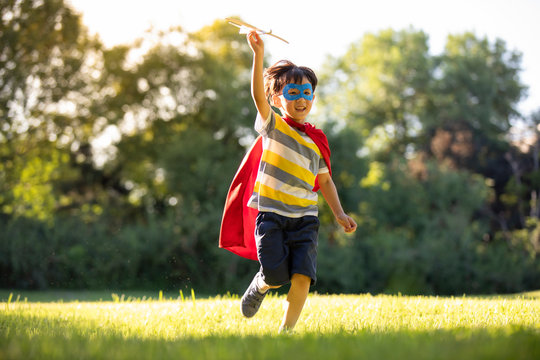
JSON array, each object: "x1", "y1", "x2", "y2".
[
  {"x1": 274, "y1": 114, "x2": 321, "y2": 155},
  {"x1": 262, "y1": 150, "x2": 315, "y2": 186},
  {"x1": 255, "y1": 182, "x2": 317, "y2": 207}
]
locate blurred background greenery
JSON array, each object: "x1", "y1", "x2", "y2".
[{"x1": 1, "y1": 0, "x2": 538, "y2": 295}]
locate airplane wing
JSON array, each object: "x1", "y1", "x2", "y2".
[{"x1": 226, "y1": 17, "x2": 289, "y2": 44}]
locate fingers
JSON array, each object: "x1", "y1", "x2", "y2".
[
  {"x1": 248, "y1": 31, "x2": 265, "y2": 48},
  {"x1": 247, "y1": 30, "x2": 260, "y2": 43},
  {"x1": 349, "y1": 217, "x2": 357, "y2": 232},
  {"x1": 342, "y1": 216, "x2": 357, "y2": 233}
]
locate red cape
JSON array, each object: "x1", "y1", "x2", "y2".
[{"x1": 219, "y1": 116, "x2": 331, "y2": 261}]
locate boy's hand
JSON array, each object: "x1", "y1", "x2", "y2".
[
  {"x1": 336, "y1": 213, "x2": 357, "y2": 233},
  {"x1": 247, "y1": 31, "x2": 264, "y2": 56}
]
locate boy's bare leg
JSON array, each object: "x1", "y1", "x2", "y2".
[{"x1": 280, "y1": 273, "x2": 311, "y2": 331}]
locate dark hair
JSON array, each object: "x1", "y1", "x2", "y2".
[{"x1": 264, "y1": 60, "x2": 318, "y2": 98}]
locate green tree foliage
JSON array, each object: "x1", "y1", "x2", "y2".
[
  {"x1": 1, "y1": 2, "x2": 260, "y2": 292},
  {"x1": 318, "y1": 28, "x2": 432, "y2": 158},
  {"x1": 316, "y1": 28, "x2": 537, "y2": 294},
  {"x1": 1, "y1": 0, "x2": 87, "y2": 127},
  {"x1": 94, "y1": 20, "x2": 259, "y2": 291},
  {"x1": 0, "y1": 0, "x2": 105, "y2": 220},
  {"x1": 424, "y1": 34, "x2": 526, "y2": 233}
]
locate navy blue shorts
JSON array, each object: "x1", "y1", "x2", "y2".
[{"x1": 255, "y1": 212, "x2": 319, "y2": 286}]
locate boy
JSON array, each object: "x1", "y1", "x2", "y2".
[{"x1": 220, "y1": 31, "x2": 356, "y2": 332}]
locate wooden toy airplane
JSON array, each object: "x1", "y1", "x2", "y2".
[{"x1": 226, "y1": 17, "x2": 289, "y2": 44}]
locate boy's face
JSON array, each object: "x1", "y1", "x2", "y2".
[{"x1": 273, "y1": 77, "x2": 315, "y2": 123}]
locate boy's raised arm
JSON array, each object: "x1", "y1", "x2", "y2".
[{"x1": 247, "y1": 31, "x2": 270, "y2": 120}]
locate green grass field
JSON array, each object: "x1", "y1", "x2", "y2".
[{"x1": 1, "y1": 290, "x2": 539, "y2": 359}]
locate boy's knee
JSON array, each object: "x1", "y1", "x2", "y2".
[{"x1": 291, "y1": 273, "x2": 311, "y2": 287}]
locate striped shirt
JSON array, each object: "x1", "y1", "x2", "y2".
[{"x1": 247, "y1": 111, "x2": 329, "y2": 218}]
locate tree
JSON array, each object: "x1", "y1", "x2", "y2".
[
  {"x1": 83, "y1": 19, "x2": 260, "y2": 290},
  {"x1": 0, "y1": 0, "x2": 105, "y2": 220},
  {"x1": 315, "y1": 28, "x2": 537, "y2": 295},
  {"x1": 423, "y1": 34, "x2": 527, "y2": 232},
  {"x1": 424, "y1": 33, "x2": 525, "y2": 169},
  {"x1": 317, "y1": 28, "x2": 432, "y2": 159},
  {"x1": 0, "y1": 13, "x2": 260, "y2": 290}
]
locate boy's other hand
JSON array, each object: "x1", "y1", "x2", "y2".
[{"x1": 337, "y1": 214, "x2": 357, "y2": 233}]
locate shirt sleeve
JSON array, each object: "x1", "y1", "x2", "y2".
[
  {"x1": 318, "y1": 157, "x2": 329, "y2": 174},
  {"x1": 254, "y1": 111, "x2": 275, "y2": 136}
]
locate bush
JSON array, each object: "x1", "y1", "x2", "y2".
[
  {"x1": 316, "y1": 159, "x2": 540, "y2": 295},
  {"x1": 1, "y1": 159, "x2": 538, "y2": 295}
]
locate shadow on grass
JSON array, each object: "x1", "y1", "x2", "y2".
[{"x1": 1, "y1": 327, "x2": 538, "y2": 360}]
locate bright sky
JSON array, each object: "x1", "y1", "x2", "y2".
[{"x1": 68, "y1": 0, "x2": 539, "y2": 116}]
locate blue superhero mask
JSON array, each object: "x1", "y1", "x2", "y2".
[{"x1": 282, "y1": 83, "x2": 314, "y2": 101}]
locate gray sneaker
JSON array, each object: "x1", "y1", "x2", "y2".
[{"x1": 241, "y1": 272, "x2": 267, "y2": 318}]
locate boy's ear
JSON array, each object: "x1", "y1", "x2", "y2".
[{"x1": 271, "y1": 94, "x2": 282, "y2": 108}]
